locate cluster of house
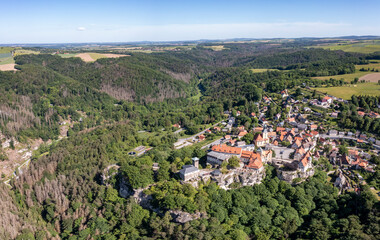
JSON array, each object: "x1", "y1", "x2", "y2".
[
  {"x1": 177, "y1": 89, "x2": 378, "y2": 188},
  {"x1": 357, "y1": 110, "x2": 380, "y2": 119},
  {"x1": 273, "y1": 126, "x2": 317, "y2": 171},
  {"x1": 328, "y1": 147, "x2": 375, "y2": 172}
]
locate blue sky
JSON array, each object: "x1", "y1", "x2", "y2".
[{"x1": 0, "y1": 0, "x2": 379, "y2": 43}]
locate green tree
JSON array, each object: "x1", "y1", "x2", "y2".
[{"x1": 228, "y1": 156, "x2": 240, "y2": 168}]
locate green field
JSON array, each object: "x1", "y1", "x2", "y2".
[
  {"x1": 0, "y1": 56, "x2": 15, "y2": 65},
  {"x1": 203, "y1": 45, "x2": 227, "y2": 51},
  {"x1": 251, "y1": 68, "x2": 274, "y2": 73},
  {"x1": 0, "y1": 48, "x2": 40, "y2": 65},
  {"x1": 312, "y1": 61, "x2": 380, "y2": 83},
  {"x1": 355, "y1": 60, "x2": 380, "y2": 71},
  {"x1": 313, "y1": 82, "x2": 380, "y2": 99},
  {"x1": 310, "y1": 40, "x2": 380, "y2": 53},
  {"x1": 13, "y1": 49, "x2": 40, "y2": 56},
  {"x1": 0, "y1": 47, "x2": 14, "y2": 54},
  {"x1": 88, "y1": 52, "x2": 108, "y2": 61},
  {"x1": 57, "y1": 53, "x2": 78, "y2": 58},
  {"x1": 312, "y1": 71, "x2": 369, "y2": 82}
]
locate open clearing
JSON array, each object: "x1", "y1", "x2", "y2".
[
  {"x1": 251, "y1": 68, "x2": 274, "y2": 73},
  {"x1": 359, "y1": 73, "x2": 380, "y2": 82},
  {"x1": 0, "y1": 64, "x2": 16, "y2": 71},
  {"x1": 59, "y1": 52, "x2": 129, "y2": 62},
  {"x1": 203, "y1": 45, "x2": 226, "y2": 51},
  {"x1": 313, "y1": 82, "x2": 380, "y2": 99}
]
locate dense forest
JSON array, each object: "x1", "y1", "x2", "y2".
[{"x1": 0, "y1": 40, "x2": 379, "y2": 239}]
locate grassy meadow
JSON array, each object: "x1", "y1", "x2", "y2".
[
  {"x1": 313, "y1": 61, "x2": 380, "y2": 83},
  {"x1": 313, "y1": 82, "x2": 380, "y2": 99},
  {"x1": 310, "y1": 40, "x2": 380, "y2": 53}
]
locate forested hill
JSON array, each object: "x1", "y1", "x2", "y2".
[{"x1": 15, "y1": 54, "x2": 193, "y2": 102}]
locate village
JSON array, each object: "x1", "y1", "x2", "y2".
[{"x1": 176, "y1": 89, "x2": 379, "y2": 193}]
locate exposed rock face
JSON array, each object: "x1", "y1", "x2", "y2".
[
  {"x1": 236, "y1": 169, "x2": 265, "y2": 187},
  {"x1": 211, "y1": 168, "x2": 265, "y2": 190},
  {"x1": 277, "y1": 167, "x2": 315, "y2": 184},
  {"x1": 118, "y1": 177, "x2": 134, "y2": 198},
  {"x1": 169, "y1": 210, "x2": 207, "y2": 224}
]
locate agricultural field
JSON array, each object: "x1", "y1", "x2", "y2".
[
  {"x1": 0, "y1": 47, "x2": 14, "y2": 54},
  {"x1": 203, "y1": 45, "x2": 227, "y2": 51},
  {"x1": 0, "y1": 48, "x2": 40, "y2": 69},
  {"x1": 58, "y1": 52, "x2": 129, "y2": 62},
  {"x1": 312, "y1": 71, "x2": 370, "y2": 83},
  {"x1": 13, "y1": 49, "x2": 40, "y2": 56},
  {"x1": 355, "y1": 60, "x2": 380, "y2": 71},
  {"x1": 250, "y1": 68, "x2": 283, "y2": 73},
  {"x1": 359, "y1": 73, "x2": 380, "y2": 82},
  {"x1": 309, "y1": 40, "x2": 380, "y2": 53},
  {"x1": 0, "y1": 47, "x2": 14, "y2": 66},
  {"x1": 313, "y1": 82, "x2": 380, "y2": 99},
  {"x1": 313, "y1": 61, "x2": 380, "y2": 83}
]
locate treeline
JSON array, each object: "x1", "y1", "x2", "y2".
[{"x1": 243, "y1": 48, "x2": 364, "y2": 68}]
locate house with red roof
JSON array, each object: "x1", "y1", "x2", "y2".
[
  {"x1": 281, "y1": 89, "x2": 289, "y2": 98},
  {"x1": 322, "y1": 96, "x2": 332, "y2": 104}
]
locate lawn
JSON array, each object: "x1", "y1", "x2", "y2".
[{"x1": 313, "y1": 82, "x2": 380, "y2": 99}]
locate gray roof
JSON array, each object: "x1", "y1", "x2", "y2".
[
  {"x1": 207, "y1": 151, "x2": 231, "y2": 161},
  {"x1": 211, "y1": 169, "x2": 222, "y2": 176},
  {"x1": 179, "y1": 165, "x2": 199, "y2": 175}
]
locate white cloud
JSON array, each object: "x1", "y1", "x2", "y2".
[{"x1": 77, "y1": 27, "x2": 86, "y2": 31}]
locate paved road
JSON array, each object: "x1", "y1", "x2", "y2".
[
  {"x1": 201, "y1": 137, "x2": 224, "y2": 149},
  {"x1": 319, "y1": 134, "x2": 380, "y2": 150},
  {"x1": 174, "y1": 120, "x2": 225, "y2": 149}
]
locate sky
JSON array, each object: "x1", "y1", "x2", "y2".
[{"x1": 0, "y1": 0, "x2": 379, "y2": 44}]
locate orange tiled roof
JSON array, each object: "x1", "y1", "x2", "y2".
[
  {"x1": 247, "y1": 158, "x2": 263, "y2": 169},
  {"x1": 211, "y1": 144, "x2": 242, "y2": 155},
  {"x1": 300, "y1": 156, "x2": 308, "y2": 167},
  {"x1": 238, "y1": 131, "x2": 248, "y2": 137},
  {"x1": 310, "y1": 130, "x2": 319, "y2": 136}
]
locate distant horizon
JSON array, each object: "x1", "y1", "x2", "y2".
[
  {"x1": 1, "y1": 0, "x2": 379, "y2": 44},
  {"x1": 1, "y1": 35, "x2": 380, "y2": 46}
]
